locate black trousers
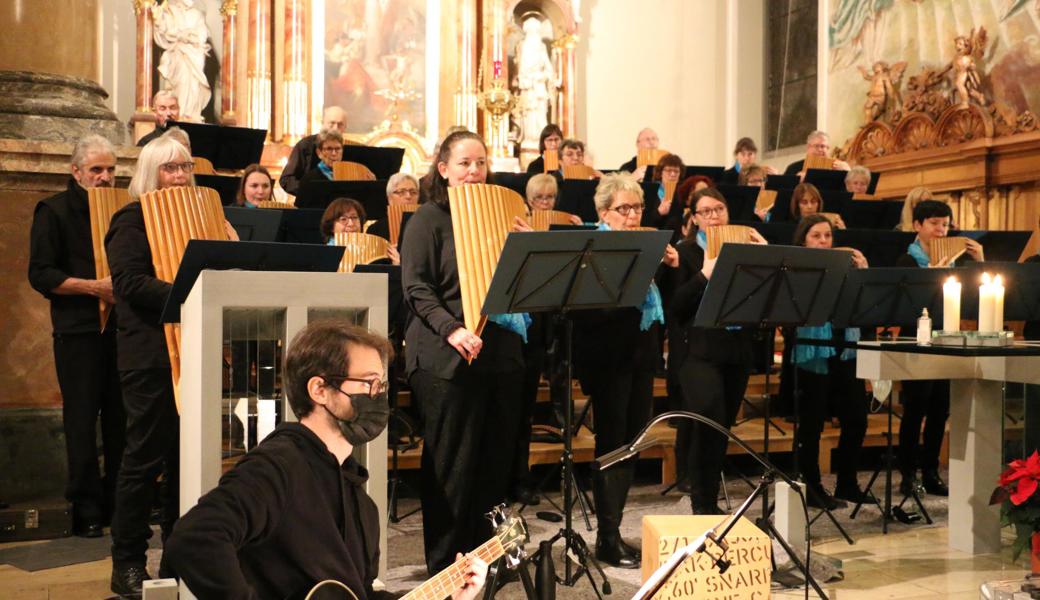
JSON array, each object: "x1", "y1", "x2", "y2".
[
  {"x1": 794, "y1": 358, "x2": 868, "y2": 487},
  {"x1": 412, "y1": 367, "x2": 523, "y2": 575},
  {"x1": 898, "y1": 379, "x2": 950, "y2": 474},
  {"x1": 53, "y1": 331, "x2": 126, "y2": 524},
  {"x1": 511, "y1": 343, "x2": 546, "y2": 490},
  {"x1": 678, "y1": 355, "x2": 749, "y2": 506},
  {"x1": 578, "y1": 361, "x2": 655, "y2": 534},
  {"x1": 110, "y1": 368, "x2": 179, "y2": 567}
]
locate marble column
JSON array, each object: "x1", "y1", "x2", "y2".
[
  {"x1": 132, "y1": 0, "x2": 157, "y2": 142},
  {"x1": 454, "y1": 0, "x2": 479, "y2": 132},
  {"x1": 0, "y1": 0, "x2": 100, "y2": 82},
  {"x1": 247, "y1": 0, "x2": 273, "y2": 133},
  {"x1": 220, "y1": 0, "x2": 239, "y2": 125},
  {"x1": 280, "y1": 0, "x2": 309, "y2": 144}
]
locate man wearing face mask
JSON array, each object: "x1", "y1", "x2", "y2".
[{"x1": 162, "y1": 320, "x2": 488, "y2": 600}]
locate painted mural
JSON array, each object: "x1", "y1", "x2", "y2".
[{"x1": 828, "y1": 0, "x2": 1040, "y2": 149}]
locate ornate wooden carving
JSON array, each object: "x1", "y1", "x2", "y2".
[
  {"x1": 935, "y1": 105, "x2": 993, "y2": 148},
  {"x1": 890, "y1": 112, "x2": 934, "y2": 154}
]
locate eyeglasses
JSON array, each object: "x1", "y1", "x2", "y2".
[
  {"x1": 609, "y1": 203, "x2": 644, "y2": 216},
  {"x1": 336, "y1": 215, "x2": 361, "y2": 223},
  {"x1": 695, "y1": 206, "x2": 727, "y2": 217},
  {"x1": 321, "y1": 145, "x2": 344, "y2": 154},
  {"x1": 391, "y1": 188, "x2": 419, "y2": 197},
  {"x1": 159, "y1": 161, "x2": 195, "y2": 174},
  {"x1": 746, "y1": 178, "x2": 766, "y2": 186},
  {"x1": 531, "y1": 194, "x2": 555, "y2": 203},
  {"x1": 323, "y1": 375, "x2": 387, "y2": 397}
]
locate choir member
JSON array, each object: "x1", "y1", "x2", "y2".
[
  {"x1": 279, "y1": 106, "x2": 346, "y2": 196},
  {"x1": 721, "y1": 137, "x2": 777, "y2": 184},
  {"x1": 136, "y1": 91, "x2": 180, "y2": 147},
  {"x1": 28, "y1": 134, "x2": 125, "y2": 539},
  {"x1": 845, "y1": 166, "x2": 872, "y2": 195},
  {"x1": 894, "y1": 200, "x2": 983, "y2": 497},
  {"x1": 783, "y1": 130, "x2": 851, "y2": 178},
  {"x1": 572, "y1": 173, "x2": 677, "y2": 568},
  {"x1": 668, "y1": 188, "x2": 767, "y2": 515},
  {"x1": 234, "y1": 164, "x2": 274, "y2": 208},
  {"x1": 525, "y1": 124, "x2": 564, "y2": 174},
  {"x1": 560, "y1": 139, "x2": 603, "y2": 179},
  {"x1": 402, "y1": 130, "x2": 526, "y2": 575},
  {"x1": 298, "y1": 129, "x2": 344, "y2": 187},
  {"x1": 105, "y1": 133, "x2": 195, "y2": 596},
  {"x1": 366, "y1": 172, "x2": 421, "y2": 241},
  {"x1": 523, "y1": 174, "x2": 582, "y2": 224},
  {"x1": 739, "y1": 164, "x2": 769, "y2": 188},
  {"x1": 320, "y1": 198, "x2": 366, "y2": 241},
  {"x1": 898, "y1": 186, "x2": 933, "y2": 232},
  {"x1": 618, "y1": 127, "x2": 660, "y2": 181},
  {"x1": 677, "y1": 175, "x2": 714, "y2": 212},
  {"x1": 652, "y1": 153, "x2": 685, "y2": 231},
  {"x1": 790, "y1": 182, "x2": 846, "y2": 228},
  {"x1": 788, "y1": 214, "x2": 870, "y2": 508}
]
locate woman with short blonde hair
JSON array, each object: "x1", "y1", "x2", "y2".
[
  {"x1": 128, "y1": 134, "x2": 195, "y2": 199},
  {"x1": 593, "y1": 171, "x2": 643, "y2": 214},
  {"x1": 525, "y1": 173, "x2": 558, "y2": 210}
]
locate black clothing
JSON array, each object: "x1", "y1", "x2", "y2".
[
  {"x1": 110, "y1": 367, "x2": 178, "y2": 567},
  {"x1": 105, "y1": 203, "x2": 173, "y2": 371},
  {"x1": 28, "y1": 178, "x2": 104, "y2": 334},
  {"x1": 136, "y1": 124, "x2": 169, "y2": 147},
  {"x1": 619, "y1": 156, "x2": 637, "y2": 172},
  {"x1": 400, "y1": 199, "x2": 524, "y2": 573},
  {"x1": 163, "y1": 423, "x2": 398, "y2": 600},
  {"x1": 513, "y1": 313, "x2": 553, "y2": 490},
  {"x1": 526, "y1": 155, "x2": 545, "y2": 174},
  {"x1": 367, "y1": 219, "x2": 390, "y2": 241},
  {"x1": 29, "y1": 177, "x2": 126, "y2": 525},
  {"x1": 784, "y1": 159, "x2": 805, "y2": 176},
  {"x1": 280, "y1": 134, "x2": 319, "y2": 196},
  {"x1": 298, "y1": 167, "x2": 334, "y2": 191},
  {"x1": 720, "y1": 167, "x2": 739, "y2": 185}
]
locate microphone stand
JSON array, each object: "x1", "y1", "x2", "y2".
[{"x1": 595, "y1": 411, "x2": 824, "y2": 600}]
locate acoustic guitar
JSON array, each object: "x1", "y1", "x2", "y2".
[{"x1": 297, "y1": 505, "x2": 528, "y2": 600}]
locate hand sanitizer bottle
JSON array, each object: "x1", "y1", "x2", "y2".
[{"x1": 917, "y1": 308, "x2": 932, "y2": 345}]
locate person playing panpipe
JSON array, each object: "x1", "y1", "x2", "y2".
[
  {"x1": 136, "y1": 90, "x2": 180, "y2": 147},
  {"x1": 783, "y1": 130, "x2": 851, "y2": 180},
  {"x1": 790, "y1": 182, "x2": 847, "y2": 229},
  {"x1": 525, "y1": 123, "x2": 563, "y2": 174},
  {"x1": 279, "y1": 106, "x2": 346, "y2": 196},
  {"x1": 365, "y1": 172, "x2": 420, "y2": 245},
  {"x1": 618, "y1": 127, "x2": 660, "y2": 181},
  {"x1": 721, "y1": 137, "x2": 778, "y2": 185},
  {"x1": 559, "y1": 139, "x2": 603, "y2": 179},
  {"x1": 321, "y1": 198, "x2": 400, "y2": 265},
  {"x1": 845, "y1": 165, "x2": 872, "y2": 196},
  {"x1": 651, "y1": 153, "x2": 685, "y2": 236}
]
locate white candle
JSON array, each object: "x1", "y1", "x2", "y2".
[
  {"x1": 943, "y1": 276, "x2": 961, "y2": 332},
  {"x1": 992, "y1": 274, "x2": 1005, "y2": 332},
  {"x1": 979, "y1": 272, "x2": 995, "y2": 332}
]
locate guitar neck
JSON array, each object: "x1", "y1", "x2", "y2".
[{"x1": 400, "y1": 537, "x2": 504, "y2": 600}]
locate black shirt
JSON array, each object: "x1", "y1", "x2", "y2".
[
  {"x1": 28, "y1": 178, "x2": 104, "y2": 335},
  {"x1": 136, "y1": 123, "x2": 169, "y2": 147},
  {"x1": 298, "y1": 167, "x2": 334, "y2": 191},
  {"x1": 105, "y1": 202, "x2": 172, "y2": 371},
  {"x1": 619, "y1": 156, "x2": 638, "y2": 172},
  {"x1": 162, "y1": 423, "x2": 398, "y2": 600},
  {"x1": 783, "y1": 159, "x2": 805, "y2": 176},
  {"x1": 280, "y1": 134, "x2": 319, "y2": 196},
  {"x1": 526, "y1": 155, "x2": 545, "y2": 174}
]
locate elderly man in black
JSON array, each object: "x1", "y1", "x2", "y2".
[
  {"x1": 136, "y1": 90, "x2": 181, "y2": 147},
  {"x1": 279, "y1": 105, "x2": 347, "y2": 196},
  {"x1": 28, "y1": 134, "x2": 126, "y2": 539}
]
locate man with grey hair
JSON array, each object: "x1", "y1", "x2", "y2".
[
  {"x1": 137, "y1": 90, "x2": 181, "y2": 147},
  {"x1": 279, "y1": 106, "x2": 348, "y2": 196},
  {"x1": 618, "y1": 127, "x2": 660, "y2": 180},
  {"x1": 783, "y1": 130, "x2": 851, "y2": 177},
  {"x1": 28, "y1": 134, "x2": 126, "y2": 540}
]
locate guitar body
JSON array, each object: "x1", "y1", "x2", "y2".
[{"x1": 301, "y1": 579, "x2": 359, "y2": 600}]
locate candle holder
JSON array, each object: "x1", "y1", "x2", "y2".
[{"x1": 931, "y1": 330, "x2": 1014, "y2": 347}]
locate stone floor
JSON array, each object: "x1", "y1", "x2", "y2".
[{"x1": 0, "y1": 471, "x2": 1031, "y2": 599}]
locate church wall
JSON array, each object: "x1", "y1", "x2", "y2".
[{"x1": 99, "y1": 0, "x2": 144, "y2": 126}]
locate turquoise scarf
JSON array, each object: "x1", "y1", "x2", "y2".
[
  {"x1": 318, "y1": 162, "x2": 334, "y2": 180},
  {"x1": 793, "y1": 323, "x2": 860, "y2": 374}
]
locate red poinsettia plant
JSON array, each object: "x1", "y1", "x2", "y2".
[{"x1": 991, "y1": 451, "x2": 1040, "y2": 559}]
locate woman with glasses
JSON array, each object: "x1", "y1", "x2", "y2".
[
  {"x1": 298, "y1": 129, "x2": 344, "y2": 188},
  {"x1": 525, "y1": 124, "x2": 564, "y2": 174},
  {"x1": 668, "y1": 188, "x2": 767, "y2": 514},
  {"x1": 559, "y1": 139, "x2": 603, "y2": 179},
  {"x1": 366, "y1": 172, "x2": 419, "y2": 259},
  {"x1": 319, "y1": 198, "x2": 400, "y2": 265},
  {"x1": 571, "y1": 173, "x2": 678, "y2": 568}
]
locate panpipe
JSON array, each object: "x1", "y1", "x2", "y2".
[
  {"x1": 543, "y1": 149, "x2": 559, "y2": 172},
  {"x1": 704, "y1": 224, "x2": 753, "y2": 259},
  {"x1": 255, "y1": 200, "x2": 295, "y2": 209},
  {"x1": 803, "y1": 155, "x2": 835, "y2": 171},
  {"x1": 332, "y1": 161, "x2": 376, "y2": 181},
  {"x1": 661, "y1": 180, "x2": 677, "y2": 206},
  {"x1": 529, "y1": 209, "x2": 576, "y2": 231},
  {"x1": 629, "y1": 226, "x2": 659, "y2": 231},
  {"x1": 927, "y1": 236, "x2": 968, "y2": 266},
  {"x1": 192, "y1": 156, "x2": 216, "y2": 175},
  {"x1": 448, "y1": 183, "x2": 528, "y2": 337},
  {"x1": 852, "y1": 193, "x2": 876, "y2": 200},
  {"x1": 755, "y1": 189, "x2": 778, "y2": 212},
  {"x1": 332, "y1": 232, "x2": 389, "y2": 273},
  {"x1": 139, "y1": 185, "x2": 229, "y2": 411},
  {"x1": 636, "y1": 148, "x2": 669, "y2": 167},
  {"x1": 562, "y1": 164, "x2": 597, "y2": 180},
  {"x1": 87, "y1": 187, "x2": 133, "y2": 332},
  {"x1": 387, "y1": 203, "x2": 419, "y2": 246}
]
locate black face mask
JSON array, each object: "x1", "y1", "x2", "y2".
[{"x1": 331, "y1": 391, "x2": 389, "y2": 446}]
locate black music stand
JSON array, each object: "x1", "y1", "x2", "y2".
[
  {"x1": 223, "y1": 206, "x2": 283, "y2": 242},
  {"x1": 195, "y1": 174, "x2": 241, "y2": 206},
  {"x1": 556, "y1": 180, "x2": 599, "y2": 223},
  {"x1": 168, "y1": 121, "x2": 266, "y2": 170},
  {"x1": 833, "y1": 229, "x2": 917, "y2": 267},
  {"x1": 954, "y1": 231, "x2": 1033, "y2": 263},
  {"x1": 685, "y1": 165, "x2": 725, "y2": 182},
  {"x1": 159, "y1": 240, "x2": 343, "y2": 323},
  {"x1": 716, "y1": 184, "x2": 760, "y2": 221},
  {"x1": 804, "y1": 169, "x2": 848, "y2": 191},
  {"x1": 830, "y1": 266, "x2": 970, "y2": 532},
  {"x1": 766, "y1": 174, "x2": 800, "y2": 191},
  {"x1": 692, "y1": 244, "x2": 852, "y2": 574},
  {"x1": 341, "y1": 145, "x2": 404, "y2": 180},
  {"x1": 482, "y1": 229, "x2": 670, "y2": 600},
  {"x1": 843, "y1": 200, "x2": 903, "y2": 230},
  {"x1": 295, "y1": 180, "x2": 388, "y2": 213}
]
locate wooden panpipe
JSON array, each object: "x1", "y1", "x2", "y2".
[
  {"x1": 332, "y1": 232, "x2": 389, "y2": 273},
  {"x1": 927, "y1": 236, "x2": 968, "y2": 266},
  {"x1": 255, "y1": 200, "x2": 295, "y2": 209},
  {"x1": 637, "y1": 148, "x2": 669, "y2": 167},
  {"x1": 543, "y1": 149, "x2": 559, "y2": 172},
  {"x1": 87, "y1": 187, "x2": 133, "y2": 332},
  {"x1": 755, "y1": 189, "x2": 778, "y2": 212},
  {"x1": 388, "y1": 203, "x2": 419, "y2": 246},
  {"x1": 562, "y1": 164, "x2": 597, "y2": 180},
  {"x1": 139, "y1": 186, "x2": 229, "y2": 411},
  {"x1": 661, "y1": 180, "x2": 677, "y2": 206},
  {"x1": 704, "y1": 224, "x2": 753, "y2": 259},
  {"x1": 332, "y1": 161, "x2": 376, "y2": 181},
  {"x1": 192, "y1": 156, "x2": 216, "y2": 175},
  {"x1": 448, "y1": 183, "x2": 528, "y2": 337},
  {"x1": 803, "y1": 155, "x2": 835, "y2": 171},
  {"x1": 529, "y1": 209, "x2": 576, "y2": 231}
]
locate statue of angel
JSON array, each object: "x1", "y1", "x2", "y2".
[
  {"x1": 857, "y1": 60, "x2": 907, "y2": 122},
  {"x1": 152, "y1": 0, "x2": 212, "y2": 122},
  {"x1": 943, "y1": 27, "x2": 989, "y2": 107}
]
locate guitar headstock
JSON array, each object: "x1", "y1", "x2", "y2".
[{"x1": 486, "y1": 504, "x2": 528, "y2": 568}]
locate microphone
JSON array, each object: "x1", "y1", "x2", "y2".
[{"x1": 591, "y1": 435, "x2": 661, "y2": 470}]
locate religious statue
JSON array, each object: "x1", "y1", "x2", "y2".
[
  {"x1": 514, "y1": 17, "x2": 558, "y2": 150},
  {"x1": 152, "y1": 0, "x2": 213, "y2": 122},
  {"x1": 857, "y1": 60, "x2": 906, "y2": 123},
  {"x1": 942, "y1": 27, "x2": 989, "y2": 108}
]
